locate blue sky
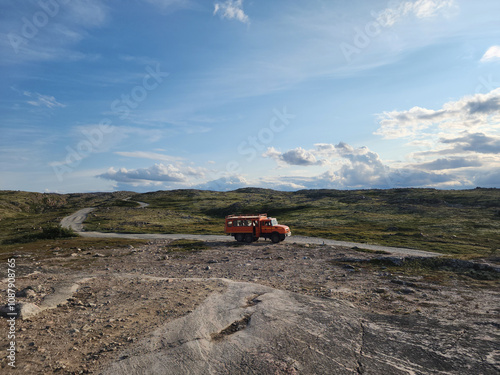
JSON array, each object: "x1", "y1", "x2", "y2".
[{"x1": 1, "y1": 0, "x2": 499, "y2": 193}]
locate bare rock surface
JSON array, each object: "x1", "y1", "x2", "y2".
[
  {"x1": 0, "y1": 209, "x2": 496, "y2": 373},
  {"x1": 104, "y1": 279, "x2": 361, "y2": 374},
  {"x1": 102, "y1": 277, "x2": 499, "y2": 375}
]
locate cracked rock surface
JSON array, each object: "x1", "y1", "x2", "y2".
[
  {"x1": 1, "y1": 240, "x2": 498, "y2": 374},
  {"x1": 104, "y1": 280, "x2": 362, "y2": 374}
]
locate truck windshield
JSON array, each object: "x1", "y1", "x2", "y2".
[{"x1": 271, "y1": 218, "x2": 278, "y2": 226}]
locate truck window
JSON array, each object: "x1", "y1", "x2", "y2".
[
  {"x1": 227, "y1": 221, "x2": 233, "y2": 227},
  {"x1": 271, "y1": 218, "x2": 278, "y2": 226}
]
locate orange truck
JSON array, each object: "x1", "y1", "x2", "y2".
[{"x1": 224, "y1": 213, "x2": 291, "y2": 243}]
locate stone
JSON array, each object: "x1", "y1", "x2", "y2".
[
  {"x1": 16, "y1": 287, "x2": 36, "y2": 298},
  {"x1": 400, "y1": 288, "x2": 416, "y2": 294}
]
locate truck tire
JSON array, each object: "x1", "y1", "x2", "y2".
[
  {"x1": 245, "y1": 234, "x2": 254, "y2": 243},
  {"x1": 271, "y1": 233, "x2": 280, "y2": 243},
  {"x1": 235, "y1": 233, "x2": 244, "y2": 242}
]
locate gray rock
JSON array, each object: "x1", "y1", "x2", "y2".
[
  {"x1": 16, "y1": 288, "x2": 36, "y2": 298},
  {"x1": 400, "y1": 288, "x2": 416, "y2": 294}
]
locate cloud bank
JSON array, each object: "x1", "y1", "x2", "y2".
[{"x1": 375, "y1": 88, "x2": 500, "y2": 139}]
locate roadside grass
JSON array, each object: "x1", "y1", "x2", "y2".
[{"x1": 351, "y1": 247, "x2": 391, "y2": 255}]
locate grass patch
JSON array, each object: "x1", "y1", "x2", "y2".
[
  {"x1": 352, "y1": 246, "x2": 391, "y2": 255},
  {"x1": 102, "y1": 199, "x2": 141, "y2": 208},
  {"x1": 3, "y1": 225, "x2": 79, "y2": 245},
  {"x1": 364, "y1": 257, "x2": 500, "y2": 283}
]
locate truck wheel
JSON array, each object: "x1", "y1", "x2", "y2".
[
  {"x1": 271, "y1": 233, "x2": 280, "y2": 243},
  {"x1": 235, "y1": 234, "x2": 244, "y2": 242},
  {"x1": 245, "y1": 234, "x2": 254, "y2": 243}
]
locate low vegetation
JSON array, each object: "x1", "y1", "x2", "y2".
[
  {"x1": 1, "y1": 188, "x2": 499, "y2": 259},
  {"x1": 3, "y1": 225, "x2": 79, "y2": 245}
]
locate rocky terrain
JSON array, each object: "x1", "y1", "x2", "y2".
[{"x1": 1, "y1": 239, "x2": 499, "y2": 374}]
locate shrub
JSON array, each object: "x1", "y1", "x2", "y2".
[
  {"x1": 3, "y1": 225, "x2": 78, "y2": 244},
  {"x1": 37, "y1": 225, "x2": 78, "y2": 240}
]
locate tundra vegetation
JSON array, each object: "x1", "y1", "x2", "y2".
[{"x1": 1, "y1": 188, "x2": 499, "y2": 260}]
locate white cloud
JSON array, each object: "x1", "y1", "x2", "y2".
[
  {"x1": 376, "y1": 0, "x2": 456, "y2": 27},
  {"x1": 439, "y1": 132, "x2": 500, "y2": 154},
  {"x1": 213, "y1": 0, "x2": 249, "y2": 24},
  {"x1": 261, "y1": 139, "x2": 498, "y2": 189},
  {"x1": 480, "y1": 45, "x2": 500, "y2": 63},
  {"x1": 97, "y1": 161, "x2": 209, "y2": 190},
  {"x1": 98, "y1": 164, "x2": 189, "y2": 184},
  {"x1": 263, "y1": 147, "x2": 323, "y2": 166},
  {"x1": 24, "y1": 91, "x2": 65, "y2": 108},
  {"x1": 194, "y1": 175, "x2": 249, "y2": 191},
  {"x1": 375, "y1": 88, "x2": 500, "y2": 139}
]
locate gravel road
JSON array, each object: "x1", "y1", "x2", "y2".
[{"x1": 61, "y1": 207, "x2": 441, "y2": 258}]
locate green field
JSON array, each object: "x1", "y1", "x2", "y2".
[{"x1": 1, "y1": 188, "x2": 499, "y2": 258}]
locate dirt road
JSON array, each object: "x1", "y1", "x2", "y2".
[{"x1": 61, "y1": 207, "x2": 441, "y2": 258}]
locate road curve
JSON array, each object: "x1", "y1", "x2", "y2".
[
  {"x1": 60, "y1": 207, "x2": 96, "y2": 232},
  {"x1": 61, "y1": 207, "x2": 441, "y2": 258}
]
